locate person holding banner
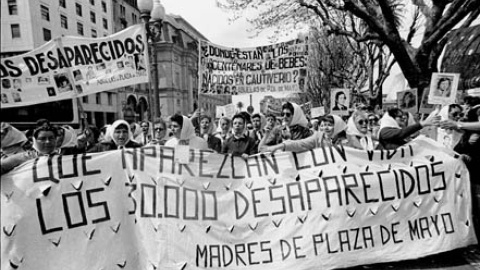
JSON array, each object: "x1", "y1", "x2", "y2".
[
  {"x1": 378, "y1": 108, "x2": 439, "y2": 150},
  {"x1": 259, "y1": 113, "x2": 283, "y2": 147},
  {"x1": 346, "y1": 111, "x2": 375, "y2": 150},
  {"x1": 214, "y1": 117, "x2": 232, "y2": 145},
  {"x1": 436, "y1": 104, "x2": 464, "y2": 149},
  {"x1": 259, "y1": 114, "x2": 347, "y2": 153},
  {"x1": 198, "y1": 115, "x2": 222, "y2": 152},
  {"x1": 88, "y1": 120, "x2": 142, "y2": 152},
  {"x1": 56, "y1": 125, "x2": 79, "y2": 155},
  {"x1": 165, "y1": 114, "x2": 208, "y2": 150},
  {"x1": 1, "y1": 123, "x2": 34, "y2": 175},
  {"x1": 280, "y1": 102, "x2": 312, "y2": 141},
  {"x1": 221, "y1": 114, "x2": 257, "y2": 158}
]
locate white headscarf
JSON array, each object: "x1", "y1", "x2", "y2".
[
  {"x1": 60, "y1": 125, "x2": 78, "y2": 148},
  {"x1": 108, "y1": 120, "x2": 133, "y2": 145},
  {"x1": 179, "y1": 115, "x2": 197, "y2": 140},
  {"x1": 379, "y1": 112, "x2": 401, "y2": 132},
  {"x1": 346, "y1": 112, "x2": 374, "y2": 150},
  {"x1": 289, "y1": 102, "x2": 309, "y2": 128},
  {"x1": 331, "y1": 114, "x2": 347, "y2": 138},
  {"x1": 1, "y1": 122, "x2": 27, "y2": 150}
]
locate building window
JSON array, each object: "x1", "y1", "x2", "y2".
[
  {"x1": 102, "y1": 18, "x2": 108, "y2": 29},
  {"x1": 41, "y1": 5, "x2": 50, "y2": 21},
  {"x1": 77, "y1": 22, "x2": 84, "y2": 36},
  {"x1": 76, "y1": 3, "x2": 82, "y2": 16},
  {"x1": 96, "y1": 93, "x2": 101, "y2": 104},
  {"x1": 43, "y1": 28, "x2": 51, "y2": 41},
  {"x1": 60, "y1": 15, "x2": 68, "y2": 29},
  {"x1": 132, "y1": 13, "x2": 137, "y2": 24},
  {"x1": 91, "y1": 29, "x2": 97, "y2": 38},
  {"x1": 121, "y1": 20, "x2": 127, "y2": 29},
  {"x1": 107, "y1": 93, "x2": 112, "y2": 105},
  {"x1": 11, "y1": 24, "x2": 20, "y2": 38},
  {"x1": 120, "y1": 5, "x2": 125, "y2": 17},
  {"x1": 82, "y1": 96, "x2": 89, "y2": 103},
  {"x1": 101, "y1": 1, "x2": 107, "y2": 12},
  {"x1": 8, "y1": 0, "x2": 18, "y2": 15},
  {"x1": 89, "y1": 0, "x2": 95, "y2": 5},
  {"x1": 90, "y1": 11, "x2": 96, "y2": 23},
  {"x1": 59, "y1": 0, "x2": 66, "y2": 8}
]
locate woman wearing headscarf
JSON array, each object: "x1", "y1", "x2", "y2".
[
  {"x1": 436, "y1": 104, "x2": 463, "y2": 149},
  {"x1": 148, "y1": 118, "x2": 172, "y2": 146},
  {"x1": 87, "y1": 120, "x2": 142, "y2": 152},
  {"x1": 57, "y1": 125, "x2": 79, "y2": 155},
  {"x1": 197, "y1": 115, "x2": 222, "y2": 152},
  {"x1": 1, "y1": 123, "x2": 34, "y2": 175},
  {"x1": 377, "y1": 107, "x2": 439, "y2": 150},
  {"x1": 280, "y1": 102, "x2": 313, "y2": 140},
  {"x1": 165, "y1": 114, "x2": 208, "y2": 150},
  {"x1": 214, "y1": 117, "x2": 232, "y2": 145},
  {"x1": 346, "y1": 110, "x2": 375, "y2": 150},
  {"x1": 259, "y1": 114, "x2": 347, "y2": 153}
]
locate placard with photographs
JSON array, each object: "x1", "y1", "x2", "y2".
[
  {"x1": 428, "y1": 73, "x2": 460, "y2": 105},
  {"x1": 330, "y1": 88, "x2": 350, "y2": 116},
  {"x1": 397, "y1": 89, "x2": 418, "y2": 114}
]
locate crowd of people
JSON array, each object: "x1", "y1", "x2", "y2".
[{"x1": 2, "y1": 98, "x2": 480, "y2": 178}]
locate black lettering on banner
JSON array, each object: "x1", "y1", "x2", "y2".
[
  {"x1": 399, "y1": 169, "x2": 415, "y2": 198},
  {"x1": 311, "y1": 148, "x2": 329, "y2": 167},
  {"x1": 431, "y1": 161, "x2": 446, "y2": 191},
  {"x1": 58, "y1": 155, "x2": 79, "y2": 179},
  {"x1": 341, "y1": 174, "x2": 361, "y2": 205},
  {"x1": 81, "y1": 154, "x2": 101, "y2": 176},
  {"x1": 338, "y1": 230, "x2": 350, "y2": 252},
  {"x1": 223, "y1": 245, "x2": 233, "y2": 267},
  {"x1": 86, "y1": 188, "x2": 110, "y2": 224},
  {"x1": 164, "y1": 185, "x2": 179, "y2": 218},
  {"x1": 415, "y1": 165, "x2": 431, "y2": 195},
  {"x1": 247, "y1": 242, "x2": 260, "y2": 265},
  {"x1": 183, "y1": 188, "x2": 199, "y2": 220},
  {"x1": 323, "y1": 176, "x2": 342, "y2": 207},
  {"x1": 160, "y1": 147, "x2": 175, "y2": 174},
  {"x1": 235, "y1": 244, "x2": 247, "y2": 266},
  {"x1": 286, "y1": 182, "x2": 305, "y2": 212},
  {"x1": 123, "y1": 148, "x2": 138, "y2": 170},
  {"x1": 376, "y1": 170, "x2": 395, "y2": 201},
  {"x1": 330, "y1": 144, "x2": 347, "y2": 162},
  {"x1": 293, "y1": 236, "x2": 306, "y2": 258},
  {"x1": 419, "y1": 217, "x2": 432, "y2": 238},
  {"x1": 125, "y1": 182, "x2": 137, "y2": 215},
  {"x1": 260, "y1": 153, "x2": 279, "y2": 175},
  {"x1": 210, "y1": 245, "x2": 221, "y2": 267},
  {"x1": 280, "y1": 239, "x2": 291, "y2": 260},
  {"x1": 197, "y1": 245, "x2": 208, "y2": 267},
  {"x1": 231, "y1": 156, "x2": 246, "y2": 179},
  {"x1": 36, "y1": 198, "x2": 63, "y2": 235},
  {"x1": 312, "y1": 233, "x2": 323, "y2": 255},
  {"x1": 442, "y1": 213, "x2": 455, "y2": 234},
  {"x1": 304, "y1": 178, "x2": 321, "y2": 210},
  {"x1": 62, "y1": 191, "x2": 88, "y2": 229},
  {"x1": 199, "y1": 150, "x2": 213, "y2": 178},
  {"x1": 367, "y1": 150, "x2": 375, "y2": 161},
  {"x1": 246, "y1": 156, "x2": 262, "y2": 178},
  {"x1": 251, "y1": 188, "x2": 268, "y2": 218},
  {"x1": 80, "y1": 44, "x2": 94, "y2": 65},
  {"x1": 235, "y1": 191, "x2": 249, "y2": 219},
  {"x1": 33, "y1": 158, "x2": 50, "y2": 183},
  {"x1": 260, "y1": 241, "x2": 273, "y2": 263},
  {"x1": 216, "y1": 155, "x2": 229, "y2": 179},
  {"x1": 202, "y1": 190, "x2": 218, "y2": 220},
  {"x1": 140, "y1": 146, "x2": 156, "y2": 171},
  {"x1": 269, "y1": 185, "x2": 286, "y2": 215},
  {"x1": 140, "y1": 183, "x2": 157, "y2": 218},
  {"x1": 362, "y1": 227, "x2": 375, "y2": 247},
  {"x1": 293, "y1": 152, "x2": 311, "y2": 171},
  {"x1": 360, "y1": 172, "x2": 379, "y2": 203}
]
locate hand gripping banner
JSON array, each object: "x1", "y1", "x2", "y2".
[{"x1": 1, "y1": 137, "x2": 476, "y2": 269}]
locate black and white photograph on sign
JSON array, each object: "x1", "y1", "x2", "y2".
[
  {"x1": 13, "y1": 78, "x2": 22, "y2": 90},
  {"x1": 1, "y1": 93, "x2": 9, "y2": 103},
  {"x1": 75, "y1": 85, "x2": 83, "y2": 94},
  {"x1": 96, "y1": 63, "x2": 106, "y2": 70},
  {"x1": 46, "y1": 87, "x2": 56, "y2": 97},
  {"x1": 85, "y1": 66, "x2": 96, "y2": 80},
  {"x1": 134, "y1": 53, "x2": 146, "y2": 71},
  {"x1": 116, "y1": 61, "x2": 124, "y2": 69},
  {"x1": 12, "y1": 92, "x2": 21, "y2": 102},
  {"x1": 54, "y1": 73, "x2": 73, "y2": 93},
  {"x1": 125, "y1": 55, "x2": 134, "y2": 68},
  {"x1": 419, "y1": 86, "x2": 435, "y2": 114},
  {"x1": 25, "y1": 77, "x2": 32, "y2": 84},
  {"x1": 397, "y1": 89, "x2": 418, "y2": 113},
  {"x1": 330, "y1": 89, "x2": 349, "y2": 115},
  {"x1": 428, "y1": 73, "x2": 460, "y2": 105},
  {"x1": 1, "y1": 79, "x2": 11, "y2": 89},
  {"x1": 37, "y1": 76, "x2": 50, "y2": 85},
  {"x1": 73, "y1": 69, "x2": 83, "y2": 81}
]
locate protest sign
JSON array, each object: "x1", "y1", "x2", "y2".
[
  {"x1": 0, "y1": 25, "x2": 149, "y2": 108},
  {"x1": 1, "y1": 137, "x2": 476, "y2": 270},
  {"x1": 311, "y1": 106, "x2": 325, "y2": 118},
  {"x1": 397, "y1": 89, "x2": 418, "y2": 114},
  {"x1": 198, "y1": 38, "x2": 308, "y2": 97},
  {"x1": 330, "y1": 88, "x2": 350, "y2": 115},
  {"x1": 428, "y1": 73, "x2": 460, "y2": 105}
]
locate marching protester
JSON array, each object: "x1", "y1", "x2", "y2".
[
  {"x1": 135, "y1": 121, "x2": 152, "y2": 145},
  {"x1": 1, "y1": 122, "x2": 34, "y2": 175},
  {"x1": 377, "y1": 107, "x2": 439, "y2": 150},
  {"x1": 197, "y1": 115, "x2": 222, "y2": 152},
  {"x1": 56, "y1": 125, "x2": 79, "y2": 155},
  {"x1": 260, "y1": 113, "x2": 283, "y2": 146},
  {"x1": 221, "y1": 113, "x2": 257, "y2": 158},
  {"x1": 165, "y1": 114, "x2": 208, "y2": 150},
  {"x1": 88, "y1": 119, "x2": 142, "y2": 152},
  {"x1": 259, "y1": 114, "x2": 347, "y2": 153},
  {"x1": 346, "y1": 110, "x2": 375, "y2": 150},
  {"x1": 280, "y1": 102, "x2": 313, "y2": 140},
  {"x1": 123, "y1": 108, "x2": 142, "y2": 144},
  {"x1": 368, "y1": 112, "x2": 381, "y2": 142},
  {"x1": 148, "y1": 118, "x2": 171, "y2": 146},
  {"x1": 214, "y1": 116, "x2": 232, "y2": 146},
  {"x1": 76, "y1": 124, "x2": 101, "y2": 152}
]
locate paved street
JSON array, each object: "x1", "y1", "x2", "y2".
[{"x1": 344, "y1": 247, "x2": 480, "y2": 270}]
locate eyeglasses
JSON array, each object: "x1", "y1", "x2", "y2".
[
  {"x1": 281, "y1": 112, "x2": 292, "y2": 117},
  {"x1": 357, "y1": 120, "x2": 368, "y2": 125},
  {"x1": 368, "y1": 118, "x2": 378, "y2": 124},
  {"x1": 450, "y1": 112, "x2": 464, "y2": 118}
]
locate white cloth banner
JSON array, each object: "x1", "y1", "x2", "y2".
[
  {"x1": 1, "y1": 137, "x2": 476, "y2": 270},
  {"x1": 0, "y1": 25, "x2": 149, "y2": 108}
]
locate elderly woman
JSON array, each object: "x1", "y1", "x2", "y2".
[
  {"x1": 280, "y1": 102, "x2": 312, "y2": 140},
  {"x1": 346, "y1": 110, "x2": 375, "y2": 150},
  {"x1": 215, "y1": 117, "x2": 232, "y2": 145},
  {"x1": 57, "y1": 125, "x2": 79, "y2": 155},
  {"x1": 148, "y1": 118, "x2": 171, "y2": 146},
  {"x1": 166, "y1": 114, "x2": 208, "y2": 150},
  {"x1": 259, "y1": 114, "x2": 346, "y2": 153},
  {"x1": 378, "y1": 107, "x2": 439, "y2": 150},
  {"x1": 88, "y1": 120, "x2": 142, "y2": 152},
  {"x1": 197, "y1": 115, "x2": 222, "y2": 152}
]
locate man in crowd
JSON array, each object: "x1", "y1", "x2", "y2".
[{"x1": 221, "y1": 114, "x2": 257, "y2": 158}]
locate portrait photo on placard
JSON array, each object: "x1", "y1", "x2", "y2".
[
  {"x1": 330, "y1": 88, "x2": 349, "y2": 115},
  {"x1": 419, "y1": 86, "x2": 435, "y2": 114},
  {"x1": 428, "y1": 73, "x2": 460, "y2": 105},
  {"x1": 397, "y1": 89, "x2": 418, "y2": 113},
  {"x1": 54, "y1": 73, "x2": 73, "y2": 93}
]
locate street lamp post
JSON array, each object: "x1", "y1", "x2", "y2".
[{"x1": 137, "y1": 0, "x2": 165, "y2": 120}]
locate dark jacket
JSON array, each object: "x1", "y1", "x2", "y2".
[
  {"x1": 282, "y1": 124, "x2": 313, "y2": 141},
  {"x1": 205, "y1": 134, "x2": 222, "y2": 153},
  {"x1": 377, "y1": 123, "x2": 423, "y2": 150}
]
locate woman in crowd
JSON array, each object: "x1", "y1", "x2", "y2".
[
  {"x1": 377, "y1": 107, "x2": 438, "y2": 150},
  {"x1": 346, "y1": 110, "x2": 375, "y2": 150},
  {"x1": 436, "y1": 104, "x2": 464, "y2": 149},
  {"x1": 215, "y1": 117, "x2": 232, "y2": 145},
  {"x1": 33, "y1": 125, "x2": 60, "y2": 156},
  {"x1": 1, "y1": 122, "x2": 34, "y2": 175},
  {"x1": 197, "y1": 115, "x2": 222, "y2": 152},
  {"x1": 368, "y1": 113, "x2": 381, "y2": 142},
  {"x1": 221, "y1": 114, "x2": 257, "y2": 158},
  {"x1": 57, "y1": 125, "x2": 78, "y2": 155},
  {"x1": 165, "y1": 114, "x2": 208, "y2": 150},
  {"x1": 259, "y1": 114, "x2": 346, "y2": 153},
  {"x1": 148, "y1": 118, "x2": 171, "y2": 146},
  {"x1": 260, "y1": 114, "x2": 283, "y2": 146},
  {"x1": 135, "y1": 121, "x2": 152, "y2": 145},
  {"x1": 333, "y1": 91, "x2": 348, "y2": 111},
  {"x1": 280, "y1": 102, "x2": 312, "y2": 141},
  {"x1": 77, "y1": 125, "x2": 100, "y2": 152},
  {"x1": 88, "y1": 120, "x2": 142, "y2": 152}
]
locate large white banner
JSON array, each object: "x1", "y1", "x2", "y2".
[
  {"x1": 0, "y1": 25, "x2": 149, "y2": 108},
  {"x1": 1, "y1": 137, "x2": 476, "y2": 270}
]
